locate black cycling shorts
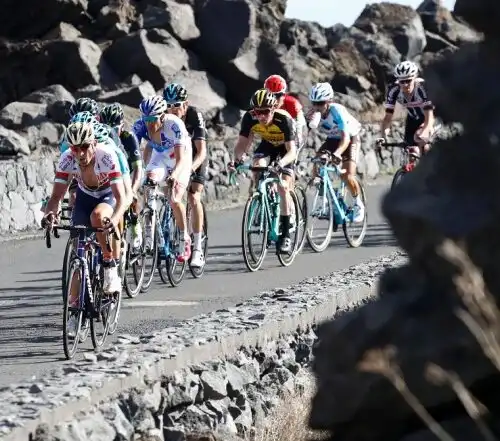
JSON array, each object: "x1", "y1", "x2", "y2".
[
  {"x1": 404, "y1": 115, "x2": 425, "y2": 146},
  {"x1": 253, "y1": 141, "x2": 294, "y2": 177},
  {"x1": 191, "y1": 139, "x2": 208, "y2": 185}
]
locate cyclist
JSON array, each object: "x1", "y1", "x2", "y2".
[
  {"x1": 42, "y1": 122, "x2": 128, "y2": 301},
  {"x1": 264, "y1": 74, "x2": 308, "y2": 153},
  {"x1": 100, "y1": 103, "x2": 144, "y2": 248},
  {"x1": 133, "y1": 95, "x2": 193, "y2": 262},
  {"x1": 230, "y1": 88, "x2": 297, "y2": 253},
  {"x1": 307, "y1": 82, "x2": 365, "y2": 223},
  {"x1": 378, "y1": 61, "x2": 436, "y2": 156},
  {"x1": 162, "y1": 83, "x2": 208, "y2": 268}
]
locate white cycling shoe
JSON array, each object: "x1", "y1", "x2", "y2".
[
  {"x1": 103, "y1": 266, "x2": 121, "y2": 293},
  {"x1": 191, "y1": 249, "x2": 205, "y2": 268}
]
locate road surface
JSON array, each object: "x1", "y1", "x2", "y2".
[{"x1": 0, "y1": 178, "x2": 398, "y2": 387}]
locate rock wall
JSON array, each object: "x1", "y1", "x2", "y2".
[
  {"x1": 0, "y1": 252, "x2": 406, "y2": 441},
  {"x1": 308, "y1": 0, "x2": 500, "y2": 440}
]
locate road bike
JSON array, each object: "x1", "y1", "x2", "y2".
[
  {"x1": 377, "y1": 140, "x2": 421, "y2": 189},
  {"x1": 305, "y1": 152, "x2": 368, "y2": 252},
  {"x1": 45, "y1": 224, "x2": 119, "y2": 360},
  {"x1": 231, "y1": 162, "x2": 304, "y2": 272}
]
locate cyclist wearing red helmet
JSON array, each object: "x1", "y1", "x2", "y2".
[{"x1": 264, "y1": 75, "x2": 307, "y2": 152}]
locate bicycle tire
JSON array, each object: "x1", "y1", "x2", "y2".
[
  {"x1": 306, "y1": 181, "x2": 334, "y2": 253},
  {"x1": 343, "y1": 175, "x2": 368, "y2": 248},
  {"x1": 293, "y1": 184, "x2": 308, "y2": 254},
  {"x1": 123, "y1": 220, "x2": 145, "y2": 298},
  {"x1": 189, "y1": 200, "x2": 208, "y2": 278},
  {"x1": 242, "y1": 195, "x2": 268, "y2": 272},
  {"x1": 61, "y1": 236, "x2": 76, "y2": 295},
  {"x1": 62, "y1": 258, "x2": 84, "y2": 360},
  {"x1": 90, "y1": 256, "x2": 111, "y2": 350},
  {"x1": 391, "y1": 168, "x2": 406, "y2": 189},
  {"x1": 166, "y1": 209, "x2": 188, "y2": 287},
  {"x1": 140, "y1": 207, "x2": 159, "y2": 293},
  {"x1": 277, "y1": 189, "x2": 301, "y2": 267}
]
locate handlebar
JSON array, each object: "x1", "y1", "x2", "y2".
[
  {"x1": 376, "y1": 140, "x2": 410, "y2": 148},
  {"x1": 44, "y1": 224, "x2": 118, "y2": 251},
  {"x1": 228, "y1": 162, "x2": 286, "y2": 186},
  {"x1": 311, "y1": 154, "x2": 346, "y2": 175}
]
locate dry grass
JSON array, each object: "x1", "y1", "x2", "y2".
[{"x1": 250, "y1": 375, "x2": 328, "y2": 441}]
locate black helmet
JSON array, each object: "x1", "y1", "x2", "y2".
[
  {"x1": 99, "y1": 102, "x2": 124, "y2": 126},
  {"x1": 68, "y1": 97, "x2": 99, "y2": 118}
]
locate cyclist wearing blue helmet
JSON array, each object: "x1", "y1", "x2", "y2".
[{"x1": 160, "y1": 82, "x2": 208, "y2": 268}]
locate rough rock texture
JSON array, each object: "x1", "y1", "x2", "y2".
[
  {"x1": 308, "y1": 1, "x2": 500, "y2": 440},
  {"x1": 0, "y1": 252, "x2": 406, "y2": 440}
]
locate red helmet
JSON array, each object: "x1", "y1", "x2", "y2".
[{"x1": 264, "y1": 75, "x2": 287, "y2": 94}]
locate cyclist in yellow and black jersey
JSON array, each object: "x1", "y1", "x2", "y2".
[{"x1": 231, "y1": 88, "x2": 297, "y2": 253}]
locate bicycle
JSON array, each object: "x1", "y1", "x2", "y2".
[
  {"x1": 186, "y1": 192, "x2": 208, "y2": 278},
  {"x1": 45, "y1": 223, "x2": 119, "y2": 360},
  {"x1": 142, "y1": 179, "x2": 188, "y2": 289},
  {"x1": 376, "y1": 140, "x2": 421, "y2": 189},
  {"x1": 305, "y1": 152, "x2": 368, "y2": 252},
  {"x1": 230, "y1": 162, "x2": 303, "y2": 272}
]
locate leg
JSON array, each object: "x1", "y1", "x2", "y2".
[
  {"x1": 188, "y1": 178, "x2": 206, "y2": 267},
  {"x1": 251, "y1": 142, "x2": 271, "y2": 196},
  {"x1": 278, "y1": 170, "x2": 294, "y2": 253},
  {"x1": 341, "y1": 136, "x2": 364, "y2": 223},
  {"x1": 169, "y1": 178, "x2": 190, "y2": 262},
  {"x1": 311, "y1": 139, "x2": 336, "y2": 183}
]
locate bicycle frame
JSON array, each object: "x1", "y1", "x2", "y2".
[{"x1": 313, "y1": 158, "x2": 351, "y2": 224}]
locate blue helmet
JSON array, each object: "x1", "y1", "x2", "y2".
[
  {"x1": 139, "y1": 95, "x2": 167, "y2": 116},
  {"x1": 92, "y1": 122, "x2": 111, "y2": 142},
  {"x1": 163, "y1": 83, "x2": 188, "y2": 103},
  {"x1": 69, "y1": 111, "x2": 98, "y2": 125}
]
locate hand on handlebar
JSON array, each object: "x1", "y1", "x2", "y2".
[
  {"x1": 41, "y1": 211, "x2": 58, "y2": 229},
  {"x1": 228, "y1": 159, "x2": 244, "y2": 173},
  {"x1": 103, "y1": 216, "x2": 118, "y2": 234}
]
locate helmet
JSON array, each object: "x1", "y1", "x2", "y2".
[
  {"x1": 92, "y1": 122, "x2": 111, "y2": 142},
  {"x1": 264, "y1": 75, "x2": 287, "y2": 94},
  {"x1": 99, "y1": 103, "x2": 124, "y2": 126},
  {"x1": 139, "y1": 95, "x2": 167, "y2": 116},
  {"x1": 69, "y1": 111, "x2": 98, "y2": 125},
  {"x1": 250, "y1": 88, "x2": 277, "y2": 108},
  {"x1": 66, "y1": 122, "x2": 95, "y2": 145},
  {"x1": 163, "y1": 83, "x2": 188, "y2": 103},
  {"x1": 309, "y1": 82, "x2": 334, "y2": 102},
  {"x1": 68, "y1": 97, "x2": 99, "y2": 118},
  {"x1": 394, "y1": 61, "x2": 419, "y2": 80}
]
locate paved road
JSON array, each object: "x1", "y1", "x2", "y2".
[{"x1": 0, "y1": 178, "x2": 398, "y2": 388}]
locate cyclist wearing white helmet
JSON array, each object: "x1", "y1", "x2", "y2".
[
  {"x1": 307, "y1": 82, "x2": 365, "y2": 223},
  {"x1": 42, "y1": 122, "x2": 127, "y2": 310},
  {"x1": 132, "y1": 95, "x2": 193, "y2": 262},
  {"x1": 379, "y1": 60, "x2": 436, "y2": 154}
]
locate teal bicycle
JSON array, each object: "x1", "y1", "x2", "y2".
[
  {"x1": 231, "y1": 163, "x2": 304, "y2": 272},
  {"x1": 306, "y1": 152, "x2": 368, "y2": 251}
]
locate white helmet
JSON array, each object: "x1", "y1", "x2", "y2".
[
  {"x1": 394, "y1": 61, "x2": 419, "y2": 80},
  {"x1": 309, "y1": 82, "x2": 334, "y2": 102},
  {"x1": 66, "y1": 122, "x2": 95, "y2": 145},
  {"x1": 139, "y1": 95, "x2": 167, "y2": 116}
]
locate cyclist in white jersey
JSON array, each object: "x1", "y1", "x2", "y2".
[
  {"x1": 133, "y1": 95, "x2": 193, "y2": 262},
  {"x1": 42, "y1": 122, "x2": 127, "y2": 296},
  {"x1": 379, "y1": 61, "x2": 436, "y2": 155},
  {"x1": 306, "y1": 82, "x2": 365, "y2": 223}
]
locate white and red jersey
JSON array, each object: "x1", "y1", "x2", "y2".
[{"x1": 54, "y1": 143, "x2": 122, "y2": 198}]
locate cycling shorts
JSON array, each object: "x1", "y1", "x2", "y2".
[
  {"x1": 191, "y1": 139, "x2": 208, "y2": 185},
  {"x1": 253, "y1": 141, "x2": 294, "y2": 177},
  {"x1": 71, "y1": 187, "x2": 116, "y2": 228},
  {"x1": 319, "y1": 136, "x2": 360, "y2": 163}
]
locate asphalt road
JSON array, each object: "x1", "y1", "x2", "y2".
[{"x1": 0, "y1": 177, "x2": 398, "y2": 388}]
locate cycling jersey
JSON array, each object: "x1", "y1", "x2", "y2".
[
  {"x1": 280, "y1": 94, "x2": 302, "y2": 120},
  {"x1": 384, "y1": 79, "x2": 434, "y2": 120},
  {"x1": 184, "y1": 106, "x2": 207, "y2": 140},
  {"x1": 239, "y1": 109, "x2": 296, "y2": 146},
  {"x1": 109, "y1": 128, "x2": 142, "y2": 171},
  {"x1": 54, "y1": 144, "x2": 122, "y2": 198},
  {"x1": 317, "y1": 103, "x2": 362, "y2": 139}
]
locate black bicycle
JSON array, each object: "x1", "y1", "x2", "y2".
[
  {"x1": 376, "y1": 140, "x2": 420, "y2": 189},
  {"x1": 45, "y1": 223, "x2": 119, "y2": 360}
]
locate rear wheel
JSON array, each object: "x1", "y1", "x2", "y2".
[
  {"x1": 242, "y1": 195, "x2": 268, "y2": 272},
  {"x1": 277, "y1": 189, "x2": 301, "y2": 267},
  {"x1": 391, "y1": 168, "x2": 406, "y2": 189},
  {"x1": 342, "y1": 176, "x2": 368, "y2": 248},
  {"x1": 140, "y1": 208, "x2": 159, "y2": 293}
]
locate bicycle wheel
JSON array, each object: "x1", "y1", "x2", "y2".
[
  {"x1": 343, "y1": 175, "x2": 368, "y2": 248},
  {"x1": 140, "y1": 207, "x2": 159, "y2": 293},
  {"x1": 62, "y1": 258, "x2": 84, "y2": 360},
  {"x1": 189, "y1": 200, "x2": 208, "y2": 279},
  {"x1": 61, "y1": 236, "x2": 76, "y2": 295},
  {"x1": 391, "y1": 168, "x2": 406, "y2": 189},
  {"x1": 124, "y1": 220, "x2": 145, "y2": 298},
  {"x1": 277, "y1": 189, "x2": 302, "y2": 267},
  {"x1": 242, "y1": 195, "x2": 268, "y2": 272},
  {"x1": 306, "y1": 180, "x2": 334, "y2": 253},
  {"x1": 90, "y1": 257, "x2": 111, "y2": 350},
  {"x1": 293, "y1": 184, "x2": 308, "y2": 253},
  {"x1": 166, "y1": 207, "x2": 188, "y2": 287}
]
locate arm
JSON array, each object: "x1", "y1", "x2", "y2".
[
  {"x1": 380, "y1": 85, "x2": 397, "y2": 138},
  {"x1": 192, "y1": 139, "x2": 207, "y2": 171},
  {"x1": 170, "y1": 142, "x2": 188, "y2": 182},
  {"x1": 279, "y1": 115, "x2": 297, "y2": 167},
  {"x1": 44, "y1": 182, "x2": 69, "y2": 218},
  {"x1": 234, "y1": 111, "x2": 254, "y2": 161},
  {"x1": 380, "y1": 111, "x2": 393, "y2": 138},
  {"x1": 110, "y1": 179, "x2": 127, "y2": 226},
  {"x1": 190, "y1": 109, "x2": 208, "y2": 171},
  {"x1": 334, "y1": 131, "x2": 351, "y2": 156},
  {"x1": 45, "y1": 152, "x2": 73, "y2": 218},
  {"x1": 122, "y1": 131, "x2": 144, "y2": 194},
  {"x1": 143, "y1": 142, "x2": 153, "y2": 166}
]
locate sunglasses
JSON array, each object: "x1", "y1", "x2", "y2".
[
  {"x1": 70, "y1": 143, "x2": 93, "y2": 153},
  {"x1": 142, "y1": 115, "x2": 161, "y2": 123},
  {"x1": 399, "y1": 79, "x2": 413, "y2": 85},
  {"x1": 166, "y1": 102, "x2": 184, "y2": 109},
  {"x1": 252, "y1": 108, "x2": 272, "y2": 116},
  {"x1": 274, "y1": 92, "x2": 285, "y2": 99},
  {"x1": 311, "y1": 101, "x2": 327, "y2": 106}
]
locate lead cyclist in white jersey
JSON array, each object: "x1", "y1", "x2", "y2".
[
  {"x1": 42, "y1": 122, "x2": 128, "y2": 332},
  {"x1": 134, "y1": 95, "x2": 193, "y2": 262}
]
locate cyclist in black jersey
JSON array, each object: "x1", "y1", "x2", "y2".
[
  {"x1": 162, "y1": 83, "x2": 208, "y2": 268},
  {"x1": 230, "y1": 88, "x2": 297, "y2": 253},
  {"x1": 99, "y1": 103, "x2": 144, "y2": 247},
  {"x1": 379, "y1": 61, "x2": 436, "y2": 156}
]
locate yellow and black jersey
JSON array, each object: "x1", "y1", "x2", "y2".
[{"x1": 239, "y1": 109, "x2": 296, "y2": 146}]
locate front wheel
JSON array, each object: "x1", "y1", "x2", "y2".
[
  {"x1": 62, "y1": 258, "x2": 84, "y2": 360},
  {"x1": 140, "y1": 208, "x2": 159, "y2": 293},
  {"x1": 293, "y1": 184, "x2": 308, "y2": 254},
  {"x1": 391, "y1": 168, "x2": 406, "y2": 189},
  {"x1": 242, "y1": 195, "x2": 268, "y2": 272},
  {"x1": 277, "y1": 189, "x2": 302, "y2": 267},
  {"x1": 342, "y1": 175, "x2": 368, "y2": 248},
  {"x1": 306, "y1": 180, "x2": 334, "y2": 253}
]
